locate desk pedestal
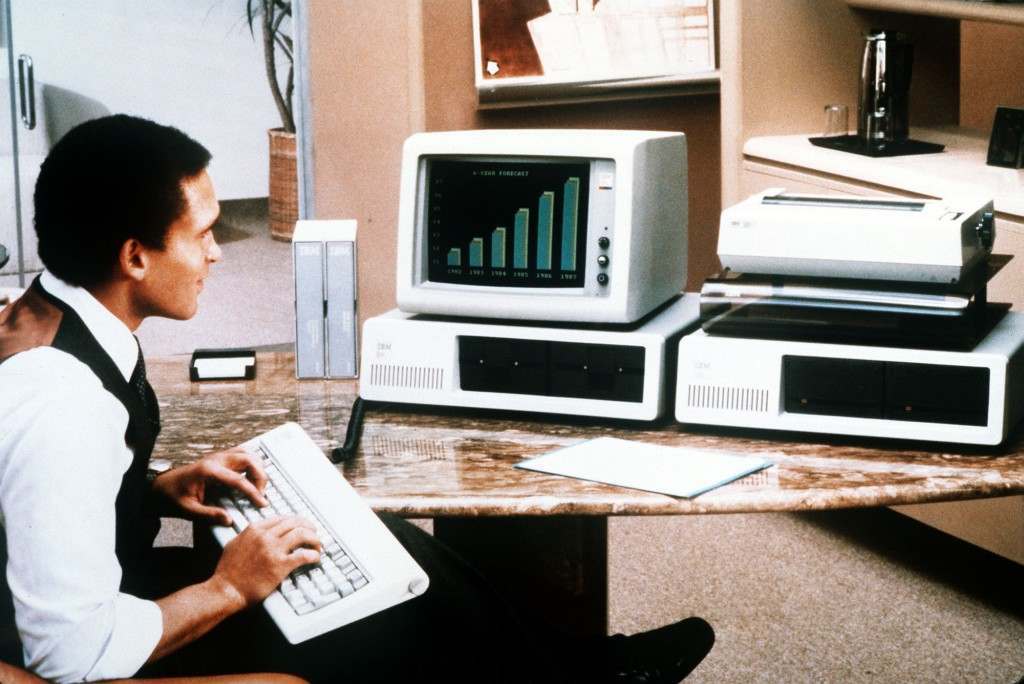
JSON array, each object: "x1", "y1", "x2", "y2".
[{"x1": 434, "y1": 516, "x2": 608, "y2": 638}]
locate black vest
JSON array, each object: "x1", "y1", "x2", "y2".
[{"x1": 0, "y1": 277, "x2": 162, "y2": 662}]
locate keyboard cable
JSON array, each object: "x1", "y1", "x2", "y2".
[{"x1": 330, "y1": 397, "x2": 367, "y2": 463}]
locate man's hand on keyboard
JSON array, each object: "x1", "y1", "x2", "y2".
[
  {"x1": 213, "y1": 515, "x2": 323, "y2": 608},
  {"x1": 151, "y1": 447, "x2": 269, "y2": 525}
]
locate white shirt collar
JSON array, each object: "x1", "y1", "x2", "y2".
[{"x1": 39, "y1": 270, "x2": 139, "y2": 382}]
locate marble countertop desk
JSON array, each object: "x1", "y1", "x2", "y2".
[
  {"x1": 147, "y1": 351, "x2": 1024, "y2": 636},
  {"x1": 147, "y1": 352, "x2": 1024, "y2": 516}
]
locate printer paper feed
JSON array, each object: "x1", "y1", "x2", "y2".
[{"x1": 517, "y1": 437, "x2": 774, "y2": 498}]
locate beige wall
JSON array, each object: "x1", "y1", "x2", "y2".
[
  {"x1": 307, "y1": 1, "x2": 424, "y2": 326},
  {"x1": 308, "y1": 0, "x2": 721, "y2": 324},
  {"x1": 960, "y1": 21, "x2": 1024, "y2": 131}
]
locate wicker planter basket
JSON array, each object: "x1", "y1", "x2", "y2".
[{"x1": 268, "y1": 128, "x2": 298, "y2": 241}]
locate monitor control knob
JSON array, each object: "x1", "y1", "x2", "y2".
[
  {"x1": 597, "y1": 273, "x2": 609, "y2": 285},
  {"x1": 976, "y1": 211, "x2": 995, "y2": 250},
  {"x1": 598, "y1": 236, "x2": 610, "y2": 249},
  {"x1": 597, "y1": 255, "x2": 609, "y2": 267}
]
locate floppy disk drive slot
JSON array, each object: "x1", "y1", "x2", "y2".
[
  {"x1": 783, "y1": 356, "x2": 989, "y2": 426},
  {"x1": 459, "y1": 336, "x2": 645, "y2": 402}
]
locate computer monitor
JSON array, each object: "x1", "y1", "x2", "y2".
[{"x1": 395, "y1": 129, "x2": 688, "y2": 324}]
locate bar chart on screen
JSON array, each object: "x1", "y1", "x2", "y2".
[{"x1": 430, "y1": 159, "x2": 588, "y2": 288}]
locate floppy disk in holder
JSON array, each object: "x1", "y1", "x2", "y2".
[
  {"x1": 717, "y1": 190, "x2": 995, "y2": 284},
  {"x1": 190, "y1": 348, "x2": 257, "y2": 381}
]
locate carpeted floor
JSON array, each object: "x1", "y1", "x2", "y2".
[
  {"x1": 15, "y1": 199, "x2": 1024, "y2": 682},
  {"x1": 610, "y1": 509, "x2": 1024, "y2": 683}
]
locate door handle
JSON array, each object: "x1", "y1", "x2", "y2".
[{"x1": 17, "y1": 53, "x2": 35, "y2": 130}]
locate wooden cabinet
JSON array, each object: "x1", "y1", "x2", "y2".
[{"x1": 719, "y1": 0, "x2": 1024, "y2": 564}]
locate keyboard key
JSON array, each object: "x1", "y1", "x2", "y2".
[
  {"x1": 311, "y1": 590, "x2": 341, "y2": 609},
  {"x1": 293, "y1": 601, "x2": 316, "y2": 615},
  {"x1": 310, "y1": 569, "x2": 333, "y2": 593},
  {"x1": 219, "y1": 497, "x2": 250, "y2": 531},
  {"x1": 296, "y1": 576, "x2": 319, "y2": 603}
]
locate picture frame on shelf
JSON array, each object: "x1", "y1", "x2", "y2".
[
  {"x1": 987, "y1": 106, "x2": 1024, "y2": 169},
  {"x1": 471, "y1": 0, "x2": 718, "y2": 109}
]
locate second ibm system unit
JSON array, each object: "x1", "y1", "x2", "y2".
[{"x1": 674, "y1": 317, "x2": 1024, "y2": 445}]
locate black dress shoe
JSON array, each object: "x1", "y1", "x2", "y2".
[{"x1": 600, "y1": 616, "x2": 715, "y2": 683}]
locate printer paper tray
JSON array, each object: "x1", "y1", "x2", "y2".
[{"x1": 700, "y1": 299, "x2": 1008, "y2": 351}]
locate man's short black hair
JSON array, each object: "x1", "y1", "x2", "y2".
[{"x1": 34, "y1": 114, "x2": 212, "y2": 287}]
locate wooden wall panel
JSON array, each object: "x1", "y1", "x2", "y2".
[{"x1": 960, "y1": 21, "x2": 1024, "y2": 131}]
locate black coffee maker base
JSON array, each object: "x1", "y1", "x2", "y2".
[{"x1": 809, "y1": 134, "x2": 945, "y2": 157}]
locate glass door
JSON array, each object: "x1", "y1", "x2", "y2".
[
  {"x1": 1, "y1": 0, "x2": 26, "y2": 286},
  {"x1": 1, "y1": 0, "x2": 288, "y2": 290}
]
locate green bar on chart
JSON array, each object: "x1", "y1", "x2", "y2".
[
  {"x1": 536, "y1": 191, "x2": 554, "y2": 270},
  {"x1": 560, "y1": 177, "x2": 580, "y2": 271},
  {"x1": 513, "y1": 209, "x2": 529, "y2": 269},
  {"x1": 469, "y1": 238, "x2": 484, "y2": 267},
  {"x1": 491, "y1": 227, "x2": 506, "y2": 268},
  {"x1": 447, "y1": 247, "x2": 461, "y2": 266}
]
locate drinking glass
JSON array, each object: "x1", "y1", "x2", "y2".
[{"x1": 823, "y1": 104, "x2": 849, "y2": 137}]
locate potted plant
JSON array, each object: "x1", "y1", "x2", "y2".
[{"x1": 248, "y1": 0, "x2": 297, "y2": 241}]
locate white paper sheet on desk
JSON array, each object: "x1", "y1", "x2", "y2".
[{"x1": 517, "y1": 437, "x2": 775, "y2": 498}]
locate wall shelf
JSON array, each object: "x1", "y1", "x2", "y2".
[
  {"x1": 477, "y1": 71, "x2": 720, "y2": 110},
  {"x1": 847, "y1": 0, "x2": 1024, "y2": 26}
]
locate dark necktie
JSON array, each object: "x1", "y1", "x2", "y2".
[{"x1": 130, "y1": 339, "x2": 161, "y2": 433}]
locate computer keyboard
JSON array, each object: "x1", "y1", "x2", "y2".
[{"x1": 210, "y1": 422, "x2": 429, "y2": 644}]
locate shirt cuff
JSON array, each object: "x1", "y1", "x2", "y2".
[{"x1": 85, "y1": 595, "x2": 162, "y2": 681}]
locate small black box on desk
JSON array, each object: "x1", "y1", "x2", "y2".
[
  {"x1": 190, "y1": 348, "x2": 257, "y2": 381},
  {"x1": 987, "y1": 106, "x2": 1024, "y2": 169}
]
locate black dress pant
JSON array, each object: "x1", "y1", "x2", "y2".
[{"x1": 134, "y1": 514, "x2": 564, "y2": 683}]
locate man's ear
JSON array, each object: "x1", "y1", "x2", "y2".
[{"x1": 118, "y1": 238, "x2": 149, "y2": 282}]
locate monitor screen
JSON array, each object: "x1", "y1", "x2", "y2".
[{"x1": 425, "y1": 158, "x2": 590, "y2": 288}]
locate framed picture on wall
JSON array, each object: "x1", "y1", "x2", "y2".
[{"x1": 472, "y1": 0, "x2": 719, "y2": 108}]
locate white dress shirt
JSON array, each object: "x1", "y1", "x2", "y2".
[{"x1": 0, "y1": 271, "x2": 162, "y2": 682}]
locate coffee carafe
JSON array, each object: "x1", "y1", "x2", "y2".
[{"x1": 857, "y1": 31, "x2": 913, "y2": 144}]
